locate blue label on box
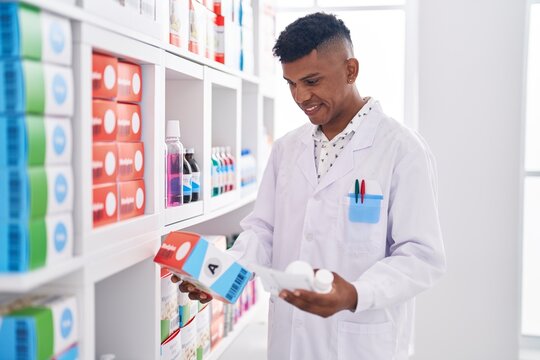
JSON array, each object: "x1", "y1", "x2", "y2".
[
  {"x1": 52, "y1": 73, "x2": 67, "y2": 105},
  {"x1": 53, "y1": 125, "x2": 66, "y2": 155},
  {"x1": 60, "y1": 307, "x2": 73, "y2": 339},
  {"x1": 54, "y1": 173, "x2": 68, "y2": 204},
  {"x1": 49, "y1": 21, "x2": 65, "y2": 55},
  {"x1": 54, "y1": 221, "x2": 67, "y2": 253}
]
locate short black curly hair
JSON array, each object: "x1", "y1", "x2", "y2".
[{"x1": 273, "y1": 12, "x2": 353, "y2": 63}]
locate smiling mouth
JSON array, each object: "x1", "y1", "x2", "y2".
[{"x1": 303, "y1": 104, "x2": 321, "y2": 116}]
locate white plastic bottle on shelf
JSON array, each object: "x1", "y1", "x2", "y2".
[{"x1": 240, "y1": 149, "x2": 248, "y2": 187}]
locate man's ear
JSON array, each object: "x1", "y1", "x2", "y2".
[{"x1": 346, "y1": 57, "x2": 359, "y2": 83}]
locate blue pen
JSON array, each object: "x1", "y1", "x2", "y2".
[{"x1": 355, "y1": 179, "x2": 359, "y2": 204}]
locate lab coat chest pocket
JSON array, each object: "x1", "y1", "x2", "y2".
[
  {"x1": 338, "y1": 179, "x2": 385, "y2": 253},
  {"x1": 338, "y1": 321, "x2": 395, "y2": 360}
]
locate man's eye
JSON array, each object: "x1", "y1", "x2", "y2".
[{"x1": 305, "y1": 79, "x2": 319, "y2": 86}]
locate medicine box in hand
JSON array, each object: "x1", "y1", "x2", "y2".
[{"x1": 154, "y1": 231, "x2": 252, "y2": 304}]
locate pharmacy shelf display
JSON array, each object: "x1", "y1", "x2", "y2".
[{"x1": 0, "y1": 1, "x2": 276, "y2": 360}]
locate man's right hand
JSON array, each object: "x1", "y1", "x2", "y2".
[{"x1": 171, "y1": 275, "x2": 213, "y2": 304}]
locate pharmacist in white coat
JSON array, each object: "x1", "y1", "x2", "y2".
[{"x1": 177, "y1": 13, "x2": 446, "y2": 360}]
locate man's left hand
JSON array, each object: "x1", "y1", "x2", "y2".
[{"x1": 279, "y1": 271, "x2": 358, "y2": 318}]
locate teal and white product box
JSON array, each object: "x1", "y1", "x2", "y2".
[
  {"x1": 53, "y1": 344, "x2": 79, "y2": 360},
  {"x1": 0, "y1": 115, "x2": 72, "y2": 167},
  {"x1": 0, "y1": 60, "x2": 74, "y2": 116},
  {"x1": 0, "y1": 166, "x2": 74, "y2": 221},
  {"x1": 0, "y1": 295, "x2": 78, "y2": 360},
  {"x1": 154, "y1": 231, "x2": 252, "y2": 304},
  {"x1": 0, "y1": 213, "x2": 73, "y2": 272},
  {"x1": 0, "y1": 3, "x2": 72, "y2": 65},
  {"x1": 178, "y1": 292, "x2": 198, "y2": 328}
]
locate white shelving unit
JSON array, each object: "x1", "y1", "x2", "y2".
[{"x1": 0, "y1": 0, "x2": 276, "y2": 359}]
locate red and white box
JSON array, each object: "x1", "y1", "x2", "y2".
[
  {"x1": 117, "y1": 61, "x2": 142, "y2": 103},
  {"x1": 169, "y1": 0, "x2": 190, "y2": 49},
  {"x1": 92, "y1": 143, "x2": 118, "y2": 184},
  {"x1": 93, "y1": 183, "x2": 118, "y2": 228},
  {"x1": 92, "y1": 53, "x2": 118, "y2": 99},
  {"x1": 118, "y1": 179, "x2": 145, "y2": 220},
  {"x1": 117, "y1": 142, "x2": 145, "y2": 181},
  {"x1": 206, "y1": 8, "x2": 216, "y2": 60},
  {"x1": 213, "y1": 0, "x2": 232, "y2": 19},
  {"x1": 116, "y1": 102, "x2": 142, "y2": 142},
  {"x1": 215, "y1": 15, "x2": 225, "y2": 64},
  {"x1": 92, "y1": 99, "x2": 117, "y2": 142}
]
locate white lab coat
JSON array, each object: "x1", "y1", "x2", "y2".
[{"x1": 229, "y1": 101, "x2": 446, "y2": 360}]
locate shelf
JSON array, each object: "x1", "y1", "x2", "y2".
[
  {"x1": 207, "y1": 191, "x2": 241, "y2": 212},
  {"x1": 162, "y1": 192, "x2": 256, "y2": 236},
  {"x1": 83, "y1": 214, "x2": 161, "y2": 256},
  {"x1": 206, "y1": 300, "x2": 265, "y2": 360},
  {"x1": 240, "y1": 184, "x2": 259, "y2": 198},
  {"x1": 164, "y1": 201, "x2": 204, "y2": 227},
  {"x1": 0, "y1": 257, "x2": 85, "y2": 293}
]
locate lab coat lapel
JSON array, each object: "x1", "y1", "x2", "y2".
[
  {"x1": 314, "y1": 113, "x2": 382, "y2": 195},
  {"x1": 296, "y1": 127, "x2": 318, "y2": 188}
]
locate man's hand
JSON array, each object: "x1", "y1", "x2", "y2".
[
  {"x1": 171, "y1": 275, "x2": 213, "y2": 304},
  {"x1": 279, "y1": 271, "x2": 358, "y2": 318}
]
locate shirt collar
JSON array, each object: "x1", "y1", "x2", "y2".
[{"x1": 312, "y1": 97, "x2": 376, "y2": 142}]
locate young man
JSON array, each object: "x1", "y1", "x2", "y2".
[{"x1": 175, "y1": 13, "x2": 446, "y2": 360}]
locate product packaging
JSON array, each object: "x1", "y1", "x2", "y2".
[
  {"x1": 92, "y1": 99, "x2": 117, "y2": 142},
  {"x1": 0, "y1": 166, "x2": 73, "y2": 221},
  {"x1": 169, "y1": 0, "x2": 190, "y2": 49},
  {"x1": 92, "y1": 143, "x2": 118, "y2": 185},
  {"x1": 154, "y1": 231, "x2": 252, "y2": 304},
  {"x1": 178, "y1": 291, "x2": 199, "y2": 328},
  {"x1": 116, "y1": 102, "x2": 142, "y2": 142},
  {"x1": 0, "y1": 213, "x2": 73, "y2": 272},
  {"x1": 181, "y1": 317, "x2": 197, "y2": 360},
  {"x1": 161, "y1": 328, "x2": 182, "y2": 360},
  {"x1": 196, "y1": 304, "x2": 211, "y2": 360},
  {"x1": 0, "y1": 115, "x2": 72, "y2": 167},
  {"x1": 92, "y1": 183, "x2": 118, "y2": 228},
  {"x1": 161, "y1": 269, "x2": 180, "y2": 343},
  {"x1": 118, "y1": 179, "x2": 145, "y2": 220},
  {"x1": 0, "y1": 295, "x2": 78, "y2": 360},
  {"x1": 117, "y1": 142, "x2": 145, "y2": 181},
  {"x1": 0, "y1": 60, "x2": 74, "y2": 116},
  {"x1": 0, "y1": 3, "x2": 72, "y2": 65},
  {"x1": 117, "y1": 61, "x2": 142, "y2": 103},
  {"x1": 188, "y1": 0, "x2": 207, "y2": 56},
  {"x1": 92, "y1": 52, "x2": 118, "y2": 100}
]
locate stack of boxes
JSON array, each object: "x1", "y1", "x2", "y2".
[
  {"x1": 0, "y1": 3, "x2": 75, "y2": 272},
  {"x1": 117, "y1": 0, "x2": 156, "y2": 21},
  {"x1": 92, "y1": 52, "x2": 146, "y2": 228},
  {"x1": 0, "y1": 294, "x2": 79, "y2": 359},
  {"x1": 168, "y1": 0, "x2": 254, "y2": 73}
]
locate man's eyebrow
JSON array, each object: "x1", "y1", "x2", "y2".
[{"x1": 283, "y1": 73, "x2": 321, "y2": 83}]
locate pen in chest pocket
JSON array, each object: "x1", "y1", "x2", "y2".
[{"x1": 354, "y1": 179, "x2": 366, "y2": 204}]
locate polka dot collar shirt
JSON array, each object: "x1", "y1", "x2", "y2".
[{"x1": 312, "y1": 98, "x2": 375, "y2": 182}]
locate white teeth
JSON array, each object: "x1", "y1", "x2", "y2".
[{"x1": 306, "y1": 105, "x2": 317, "y2": 111}]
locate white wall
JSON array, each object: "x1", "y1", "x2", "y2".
[{"x1": 414, "y1": 0, "x2": 526, "y2": 359}]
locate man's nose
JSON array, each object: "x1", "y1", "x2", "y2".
[{"x1": 293, "y1": 85, "x2": 311, "y2": 104}]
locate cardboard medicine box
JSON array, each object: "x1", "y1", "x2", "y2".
[
  {"x1": 154, "y1": 231, "x2": 252, "y2": 304},
  {"x1": 117, "y1": 61, "x2": 142, "y2": 103},
  {"x1": 117, "y1": 142, "x2": 144, "y2": 181},
  {"x1": 92, "y1": 183, "x2": 118, "y2": 228},
  {"x1": 92, "y1": 143, "x2": 118, "y2": 185},
  {"x1": 92, "y1": 99, "x2": 117, "y2": 142},
  {"x1": 118, "y1": 179, "x2": 145, "y2": 220},
  {"x1": 92, "y1": 52, "x2": 118, "y2": 99},
  {"x1": 116, "y1": 102, "x2": 142, "y2": 142},
  {"x1": 161, "y1": 269, "x2": 180, "y2": 343},
  {"x1": 0, "y1": 60, "x2": 74, "y2": 116},
  {"x1": 161, "y1": 328, "x2": 182, "y2": 360},
  {"x1": 0, "y1": 213, "x2": 73, "y2": 272},
  {"x1": 0, "y1": 166, "x2": 73, "y2": 221},
  {"x1": 0, "y1": 3, "x2": 73, "y2": 66},
  {"x1": 0, "y1": 115, "x2": 72, "y2": 167}
]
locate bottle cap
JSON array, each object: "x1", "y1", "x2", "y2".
[
  {"x1": 314, "y1": 269, "x2": 334, "y2": 294},
  {"x1": 166, "y1": 120, "x2": 180, "y2": 138},
  {"x1": 186, "y1": 148, "x2": 195, "y2": 154}
]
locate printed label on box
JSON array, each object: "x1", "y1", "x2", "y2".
[
  {"x1": 161, "y1": 329, "x2": 182, "y2": 360},
  {"x1": 46, "y1": 213, "x2": 73, "y2": 266},
  {"x1": 93, "y1": 143, "x2": 118, "y2": 185},
  {"x1": 118, "y1": 179, "x2": 145, "y2": 220},
  {"x1": 93, "y1": 183, "x2": 118, "y2": 228},
  {"x1": 188, "y1": 0, "x2": 207, "y2": 56},
  {"x1": 40, "y1": 12, "x2": 72, "y2": 66},
  {"x1": 44, "y1": 64, "x2": 74, "y2": 117},
  {"x1": 181, "y1": 317, "x2": 197, "y2": 360},
  {"x1": 169, "y1": 0, "x2": 190, "y2": 48},
  {"x1": 117, "y1": 142, "x2": 144, "y2": 181},
  {"x1": 92, "y1": 53, "x2": 118, "y2": 99},
  {"x1": 43, "y1": 117, "x2": 72, "y2": 165},
  {"x1": 117, "y1": 61, "x2": 142, "y2": 103},
  {"x1": 34, "y1": 296, "x2": 78, "y2": 355},
  {"x1": 93, "y1": 100, "x2": 117, "y2": 142},
  {"x1": 116, "y1": 102, "x2": 142, "y2": 142},
  {"x1": 45, "y1": 166, "x2": 73, "y2": 216}
]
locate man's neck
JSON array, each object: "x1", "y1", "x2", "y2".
[{"x1": 321, "y1": 95, "x2": 367, "y2": 140}]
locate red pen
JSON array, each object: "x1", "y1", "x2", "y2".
[{"x1": 360, "y1": 179, "x2": 365, "y2": 204}]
